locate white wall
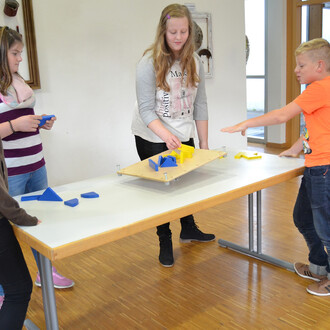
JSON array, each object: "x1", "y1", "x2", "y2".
[{"x1": 32, "y1": 0, "x2": 247, "y2": 186}]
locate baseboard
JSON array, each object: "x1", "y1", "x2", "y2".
[{"x1": 266, "y1": 142, "x2": 288, "y2": 149}]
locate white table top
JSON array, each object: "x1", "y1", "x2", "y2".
[{"x1": 13, "y1": 150, "x2": 305, "y2": 260}]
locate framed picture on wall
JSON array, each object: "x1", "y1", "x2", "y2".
[
  {"x1": 192, "y1": 12, "x2": 213, "y2": 78},
  {"x1": 0, "y1": 0, "x2": 40, "y2": 89}
]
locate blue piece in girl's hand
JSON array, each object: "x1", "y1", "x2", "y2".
[{"x1": 38, "y1": 115, "x2": 55, "y2": 127}]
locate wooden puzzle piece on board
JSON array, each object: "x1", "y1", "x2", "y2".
[{"x1": 178, "y1": 144, "x2": 195, "y2": 163}]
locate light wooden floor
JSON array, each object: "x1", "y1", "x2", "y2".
[{"x1": 21, "y1": 145, "x2": 330, "y2": 329}]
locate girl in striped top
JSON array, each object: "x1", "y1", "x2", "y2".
[{"x1": 0, "y1": 27, "x2": 74, "y2": 305}]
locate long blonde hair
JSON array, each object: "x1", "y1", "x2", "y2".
[
  {"x1": 0, "y1": 26, "x2": 23, "y2": 95},
  {"x1": 144, "y1": 4, "x2": 199, "y2": 92}
]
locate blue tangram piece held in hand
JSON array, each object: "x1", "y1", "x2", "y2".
[{"x1": 38, "y1": 115, "x2": 55, "y2": 127}]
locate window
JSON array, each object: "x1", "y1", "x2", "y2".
[{"x1": 299, "y1": 2, "x2": 330, "y2": 134}]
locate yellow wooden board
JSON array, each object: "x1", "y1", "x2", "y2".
[{"x1": 118, "y1": 149, "x2": 226, "y2": 183}]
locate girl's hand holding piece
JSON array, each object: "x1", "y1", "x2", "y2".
[
  {"x1": 164, "y1": 133, "x2": 181, "y2": 150},
  {"x1": 147, "y1": 119, "x2": 181, "y2": 150},
  {"x1": 40, "y1": 115, "x2": 56, "y2": 130},
  {"x1": 12, "y1": 114, "x2": 42, "y2": 132}
]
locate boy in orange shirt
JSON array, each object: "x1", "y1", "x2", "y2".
[{"x1": 221, "y1": 38, "x2": 330, "y2": 296}]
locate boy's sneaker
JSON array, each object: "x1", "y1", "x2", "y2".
[
  {"x1": 35, "y1": 267, "x2": 75, "y2": 289},
  {"x1": 0, "y1": 295, "x2": 4, "y2": 309},
  {"x1": 294, "y1": 262, "x2": 327, "y2": 282},
  {"x1": 306, "y1": 278, "x2": 330, "y2": 296}
]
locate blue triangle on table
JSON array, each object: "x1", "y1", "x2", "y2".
[
  {"x1": 21, "y1": 195, "x2": 41, "y2": 201},
  {"x1": 38, "y1": 187, "x2": 63, "y2": 201},
  {"x1": 64, "y1": 198, "x2": 79, "y2": 207},
  {"x1": 81, "y1": 191, "x2": 99, "y2": 198},
  {"x1": 161, "y1": 157, "x2": 177, "y2": 167}
]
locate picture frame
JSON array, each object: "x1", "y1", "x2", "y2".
[
  {"x1": 0, "y1": 0, "x2": 40, "y2": 89},
  {"x1": 192, "y1": 12, "x2": 213, "y2": 78}
]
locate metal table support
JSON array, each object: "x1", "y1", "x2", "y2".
[
  {"x1": 218, "y1": 191, "x2": 294, "y2": 271},
  {"x1": 36, "y1": 252, "x2": 59, "y2": 330}
]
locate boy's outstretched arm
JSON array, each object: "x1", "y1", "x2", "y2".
[{"x1": 221, "y1": 102, "x2": 302, "y2": 135}]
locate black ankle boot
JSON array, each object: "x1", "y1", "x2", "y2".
[
  {"x1": 180, "y1": 215, "x2": 215, "y2": 243},
  {"x1": 159, "y1": 234, "x2": 174, "y2": 267},
  {"x1": 157, "y1": 224, "x2": 174, "y2": 267}
]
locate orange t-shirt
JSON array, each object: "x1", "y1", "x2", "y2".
[{"x1": 294, "y1": 76, "x2": 330, "y2": 167}]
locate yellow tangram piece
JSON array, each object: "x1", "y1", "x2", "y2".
[
  {"x1": 169, "y1": 151, "x2": 180, "y2": 159},
  {"x1": 178, "y1": 144, "x2": 195, "y2": 163},
  {"x1": 178, "y1": 144, "x2": 195, "y2": 154},
  {"x1": 234, "y1": 152, "x2": 262, "y2": 160}
]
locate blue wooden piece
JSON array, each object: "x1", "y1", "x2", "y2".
[
  {"x1": 38, "y1": 115, "x2": 55, "y2": 127},
  {"x1": 21, "y1": 195, "x2": 41, "y2": 201},
  {"x1": 149, "y1": 159, "x2": 158, "y2": 171},
  {"x1": 158, "y1": 155, "x2": 164, "y2": 166},
  {"x1": 64, "y1": 198, "x2": 79, "y2": 207},
  {"x1": 38, "y1": 187, "x2": 63, "y2": 201},
  {"x1": 160, "y1": 157, "x2": 177, "y2": 167},
  {"x1": 81, "y1": 192, "x2": 99, "y2": 198}
]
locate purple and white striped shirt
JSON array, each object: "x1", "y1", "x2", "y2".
[{"x1": 0, "y1": 100, "x2": 45, "y2": 177}]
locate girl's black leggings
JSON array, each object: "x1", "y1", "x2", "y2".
[
  {"x1": 134, "y1": 135, "x2": 195, "y2": 235},
  {"x1": 0, "y1": 217, "x2": 32, "y2": 330}
]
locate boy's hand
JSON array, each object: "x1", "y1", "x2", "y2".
[
  {"x1": 221, "y1": 122, "x2": 248, "y2": 136},
  {"x1": 279, "y1": 148, "x2": 299, "y2": 158},
  {"x1": 40, "y1": 114, "x2": 56, "y2": 130},
  {"x1": 12, "y1": 115, "x2": 42, "y2": 132}
]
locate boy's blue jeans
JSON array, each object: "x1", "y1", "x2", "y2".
[
  {"x1": 0, "y1": 166, "x2": 48, "y2": 297},
  {"x1": 293, "y1": 165, "x2": 330, "y2": 279}
]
